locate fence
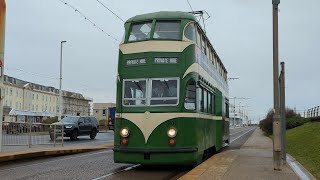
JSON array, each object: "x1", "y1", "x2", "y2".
[
  {"x1": 1, "y1": 122, "x2": 64, "y2": 147},
  {"x1": 305, "y1": 106, "x2": 320, "y2": 118}
]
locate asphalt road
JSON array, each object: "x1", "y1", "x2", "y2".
[{"x1": 0, "y1": 126, "x2": 256, "y2": 180}]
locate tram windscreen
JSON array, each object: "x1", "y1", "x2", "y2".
[
  {"x1": 123, "y1": 80, "x2": 147, "y2": 106},
  {"x1": 128, "y1": 22, "x2": 152, "y2": 42},
  {"x1": 153, "y1": 21, "x2": 180, "y2": 40},
  {"x1": 150, "y1": 79, "x2": 178, "y2": 105}
]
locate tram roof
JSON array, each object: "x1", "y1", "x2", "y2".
[{"x1": 126, "y1": 11, "x2": 197, "y2": 23}]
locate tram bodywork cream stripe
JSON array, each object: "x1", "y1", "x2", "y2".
[
  {"x1": 183, "y1": 63, "x2": 229, "y2": 96},
  {"x1": 118, "y1": 112, "x2": 222, "y2": 143},
  {"x1": 120, "y1": 41, "x2": 192, "y2": 54}
]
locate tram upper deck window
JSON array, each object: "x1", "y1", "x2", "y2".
[
  {"x1": 153, "y1": 21, "x2": 180, "y2": 40},
  {"x1": 184, "y1": 23, "x2": 196, "y2": 42},
  {"x1": 150, "y1": 79, "x2": 179, "y2": 105},
  {"x1": 128, "y1": 22, "x2": 152, "y2": 42},
  {"x1": 123, "y1": 80, "x2": 147, "y2": 106}
]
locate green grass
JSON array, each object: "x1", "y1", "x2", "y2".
[{"x1": 286, "y1": 122, "x2": 320, "y2": 179}]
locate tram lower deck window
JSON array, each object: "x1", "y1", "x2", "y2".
[{"x1": 122, "y1": 78, "x2": 179, "y2": 106}]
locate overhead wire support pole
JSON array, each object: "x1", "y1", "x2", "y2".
[
  {"x1": 280, "y1": 62, "x2": 286, "y2": 164},
  {"x1": 0, "y1": 0, "x2": 6, "y2": 152},
  {"x1": 272, "y1": 0, "x2": 282, "y2": 170}
]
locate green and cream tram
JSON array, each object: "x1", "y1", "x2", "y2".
[{"x1": 113, "y1": 11, "x2": 229, "y2": 165}]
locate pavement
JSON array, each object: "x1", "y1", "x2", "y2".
[
  {"x1": 179, "y1": 128, "x2": 316, "y2": 180},
  {"x1": 0, "y1": 142, "x2": 113, "y2": 163}
]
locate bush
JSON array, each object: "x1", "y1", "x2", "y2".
[
  {"x1": 259, "y1": 107, "x2": 303, "y2": 135},
  {"x1": 286, "y1": 117, "x2": 311, "y2": 129},
  {"x1": 42, "y1": 117, "x2": 59, "y2": 124}
]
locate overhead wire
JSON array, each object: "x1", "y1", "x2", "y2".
[
  {"x1": 186, "y1": 0, "x2": 194, "y2": 13},
  {"x1": 56, "y1": 0, "x2": 119, "y2": 42},
  {"x1": 95, "y1": 0, "x2": 124, "y2": 23}
]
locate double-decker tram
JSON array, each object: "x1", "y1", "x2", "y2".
[{"x1": 113, "y1": 11, "x2": 229, "y2": 165}]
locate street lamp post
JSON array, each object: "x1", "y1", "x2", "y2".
[
  {"x1": 0, "y1": 0, "x2": 6, "y2": 152},
  {"x1": 58, "y1": 41, "x2": 67, "y2": 121},
  {"x1": 272, "y1": 0, "x2": 282, "y2": 170}
]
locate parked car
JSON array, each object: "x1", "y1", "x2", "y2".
[{"x1": 49, "y1": 116, "x2": 99, "y2": 141}]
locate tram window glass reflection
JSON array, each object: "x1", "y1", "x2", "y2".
[
  {"x1": 184, "y1": 23, "x2": 196, "y2": 42},
  {"x1": 150, "y1": 79, "x2": 178, "y2": 105},
  {"x1": 123, "y1": 80, "x2": 147, "y2": 106},
  {"x1": 153, "y1": 21, "x2": 180, "y2": 40},
  {"x1": 128, "y1": 22, "x2": 152, "y2": 42}
]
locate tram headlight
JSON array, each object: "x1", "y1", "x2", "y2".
[
  {"x1": 167, "y1": 128, "x2": 177, "y2": 138},
  {"x1": 120, "y1": 128, "x2": 129, "y2": 137}
]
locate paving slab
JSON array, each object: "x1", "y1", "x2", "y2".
[{"x1": 179, "y1": 128, "x2": 301, "y2": 180}]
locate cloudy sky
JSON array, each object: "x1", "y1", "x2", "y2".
[{"x1": 4, "y1": 0, "x2": 320, "y2": 121}]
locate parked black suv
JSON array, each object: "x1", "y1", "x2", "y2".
[{"x1": 50, "y1": 116, "x2": 99, "y2": 141}]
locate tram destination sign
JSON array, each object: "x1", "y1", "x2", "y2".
[
  {"x1": 154, "y1": 58, "x2": 178, "y2": 64},
  {"x1": 126, "y1": 58, "x2": 147, "y2": 66}
]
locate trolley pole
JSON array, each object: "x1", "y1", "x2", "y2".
[
  {"x1": 280, "y1": 62, "x2": 286, "y2": 164},
  {"x1": 272, "y1": 0, "x2": 282, "y2": 170},
  {"x1": 0, "y1": 0, "x2": 6, "y2": 152}
]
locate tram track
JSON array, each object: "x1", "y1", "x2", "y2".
[{"x1": 92, "y1": 127, "x2": 256, "y2": 180}]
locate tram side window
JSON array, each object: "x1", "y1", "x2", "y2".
[
  {"x1": 184, "y1": 23, "x2": 196, "y2": 42},
  {"x1": 153, "y1": 21, "x2": 180, "y2": 40},
  {"x1": 128, "y1": 22, "x2": 152, "y2": 42},
  {"x1": 123, "y1": 80, "x2": 147, "y2": 106},
  {"x1": 196, "y1": 28, "x2": 202, "y2": 49},
  {"x1": 204, "y1": 90, "x2": 208, "y2": 113},
  {"x1": 197, "y1": 88, "x2": 204, "y2": 112},
  {"x1": 225, "y1": 101, "x2": 229, "y2": 118},
  {"x1": 208, "y1": 93, "x2": 212, "y2": 114},
  {"x1": 202, "y1": 35, "x2": 207, "y2": 55},
  {"x1": 150, "y1": 79, "x2": 178, "y2": 105},
  {"x1": 185, "y1": 81, "x2": 196, "y2": 110}
]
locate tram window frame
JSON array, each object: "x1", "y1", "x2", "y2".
[
  {"x1": 128, "y1": 21, "x2": 153, "y2": 42},
  {"x1": 196, "y1": 28, "x2": 202, "y2": 49},
  {"x1": 208, "y1": 93, "x2": 212, "y2": 114},
  {"x1": 202, "y1": 35, "x2": 207, "y2": 55},
  {"x1": 197, "y1": 87, "x2": 204, "y2": 112},
  {"x1": 150, "y1": 78, "x2": 179, "y2": 106},
  {"x1": 184, "y1": 22, "x2": 196, "y2": 42},
  {"x1": 204, "y1": 89, "x2": 208, "y2": 113},
  {"x1": 184, "y1": 80, "x2": 196, "y2": 110},
  {"x1": 153, "y1": 21, "x2": 181, "y2": 40},
  {"x1": 122, "y1": 79, "x2": 148, "y2": 106}
]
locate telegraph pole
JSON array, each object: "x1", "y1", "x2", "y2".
[
  {"x1": 272, "y1": 0, "x2": 282, "y2": 170},
  {"x1": 0, "y1": 0, "x2": 6, "y2": 152}
]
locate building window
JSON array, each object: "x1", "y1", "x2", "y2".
[
  {"x1": 50, "y1": 97, "x2": 51, "y2": 102},
  {"x1": 42, "y1": 95, "x2": 44, "y2": 101},
  {"x1": 16, "y1": 90, "x2": 18, "y2": 97},
  {"x1": 15, "y1": 102, "x2": 18, "y2": 110},
  {"x1": 36, "y1": 105, "x2": 38, "y2": 111},
  {"x1": 102, "y1": 110, "x2": 106, "y2": 116},
  {"x1": 33, "y1": 94, "x2": 35, "y2": 100},
  {"x1": 10, "y1": 88, "x2": 12, "y2": 96}
]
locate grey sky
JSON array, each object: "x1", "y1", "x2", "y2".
[{"x1": 4, "y1": 0, "x2": 320, "y2": 121}]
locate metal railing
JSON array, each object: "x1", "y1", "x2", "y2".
[
  {"x1": 304, "y1": 106, "x2": 320, "y2": 118},
  {"x1": 2, "y1": 122, "x2": 64, "y2": 147}
]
